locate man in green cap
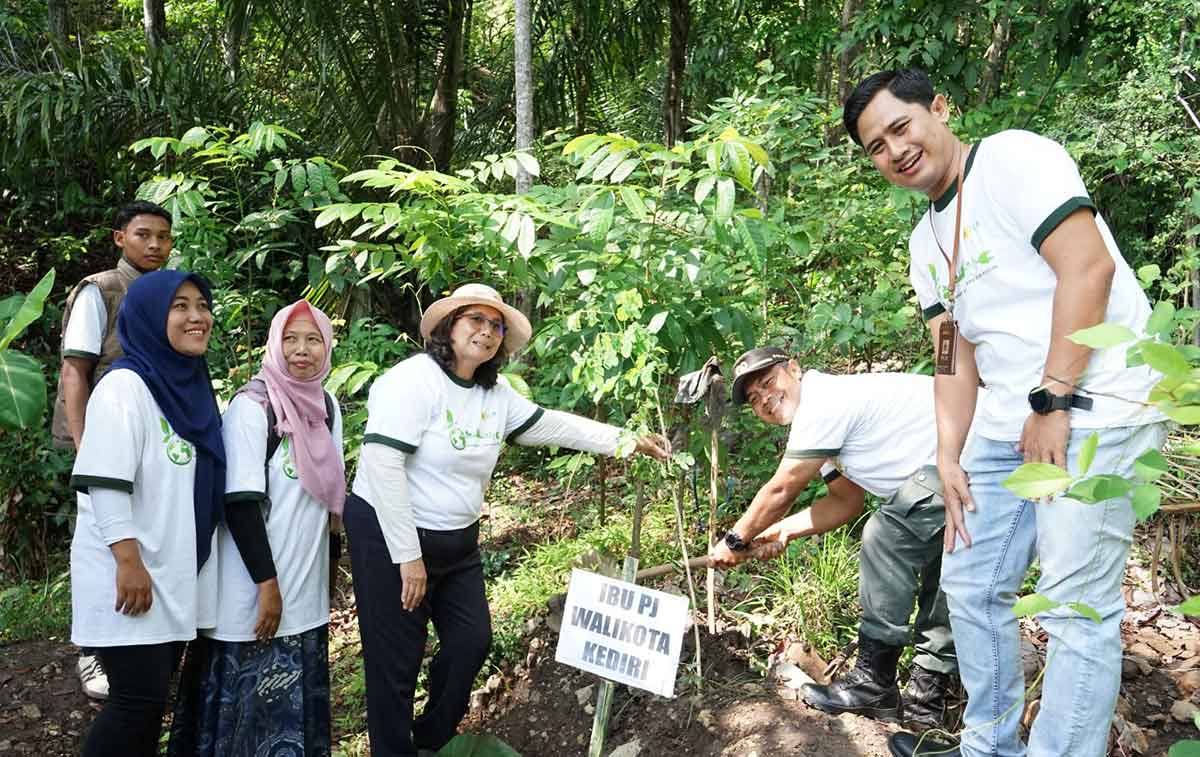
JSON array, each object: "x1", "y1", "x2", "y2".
[{"x1": 709, "y1": 346, "x2": 980, "y2": 731}]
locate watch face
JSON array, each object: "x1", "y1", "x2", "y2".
[{"x1": 1029, "y1": 388, "x2": 1050, "y2": 413}]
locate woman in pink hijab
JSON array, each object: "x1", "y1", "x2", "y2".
[{"x1": 169, "y1": 300, "x2": 345, "y2": 757}]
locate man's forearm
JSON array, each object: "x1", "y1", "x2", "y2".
[
  {"x1": 774, "y1": 493, "x2": 864, "y2": 541},
  {"x1": 1041, "y1": 265, "x2": 1110, "y2": 390},
  {"x1": 732, "y1": 478, "x2": 803, "y2": 541},
  {"x1": 935, "y1": 371, "x2": 978, "y2": 464}
]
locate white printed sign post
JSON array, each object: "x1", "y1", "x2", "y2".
[{"x1": 555, "y1": 568, "x2": 690, "y2": 754}]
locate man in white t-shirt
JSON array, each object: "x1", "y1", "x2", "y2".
[
  {"x1": 708, "y1": 347, "x2": 974, "y2": 733},
  {"x1": 844, "y1": 69, "x2": 1167, "y2": 757},
  {"x1": 52, "y1": 200, "x2": 173, "y2": 701}
]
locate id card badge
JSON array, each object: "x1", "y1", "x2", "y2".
[{"x1": 936, "y1": 319, "x2": 959, "y2": 375}]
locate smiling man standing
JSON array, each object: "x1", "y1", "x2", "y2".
[
  {"x1": 52, "y1": 200, "x2": 174, "y2": 700},
  {"x1": 708, "y1": 347, "x2": 979, "y2": 734},
  {"x1": 843, "y1": 69, "x2": 1167, "y2": 757}
]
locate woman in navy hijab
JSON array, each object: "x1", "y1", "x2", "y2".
[{"x1": 70, "y1": 270, "x2": 225, "y2": 757}]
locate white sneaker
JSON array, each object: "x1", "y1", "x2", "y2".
[{"x1": 77, "y1": 653, "x2": 109, "y2": 700}]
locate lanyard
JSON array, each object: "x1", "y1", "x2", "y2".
[{"x1": 929, "y1": 145, "x2": 966, "y2": 315}]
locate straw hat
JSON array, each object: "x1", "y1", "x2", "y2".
[{"x1": 419, "y1": 283, "x2": 533, "y2": 353}]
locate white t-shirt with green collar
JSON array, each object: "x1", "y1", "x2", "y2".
[
  {"x1": 909, "y1": 129, "x2": 1163, "y2": 442},
  {"x1": 784, "y1": 370, "x2": 982, "y2": 498},
  {"x1": 205, "y1": 393, "x2": 343, "y2": 642},
  {"x1": 70, "y1": 368, "x2": 219, "y2": 647},
  {"x1": 351, "y1": 353, "x2": 542, "y2": 532}
]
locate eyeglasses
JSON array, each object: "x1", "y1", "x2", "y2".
[
  {"x1": 457, "y1": 311, "x2": 506, "y2": 336},
  {"x1": 746, "y1": 366, "x2": 781, "y2": 409}
]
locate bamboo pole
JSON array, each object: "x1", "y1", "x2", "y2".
[{"x1": 706, "y1": 424, "x2": 719, "y2": 634}]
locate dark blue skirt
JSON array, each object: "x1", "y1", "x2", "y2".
[{"x1": 168, "y1": 626, "x2": 332, "y2": 757}]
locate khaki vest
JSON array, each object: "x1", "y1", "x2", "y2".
[{"x1": 51, "y1": 257, "x2": 143, "y2": 449}]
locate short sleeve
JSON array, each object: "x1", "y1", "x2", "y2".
[
  {"x1": 222, "y1": 394, "x2": 269, "y2": 499},
  {"x1": 784, "y1": 378, "x2": 855, "y2": 460},
  {"x1": 987, "y1": 131, "x2": 1096, "y2": 252},
  {"x1": 908, "y1": 238, "x2": 945, "y2": 322},
  {"x1": 62, "y1": 284, "x2": 107, "y2": 359},
  {"x1": 496, "y1": 377, "x2": 542, "y2": 439},
  {"x1": 71, "y1": 371, "x2": 142, "y2": 493},
  {"x1": 362, "y1": 358, "x2": 437, "y2": 454},
  {"x1": 330, "y1": 395, "x2": 345, "y2": 458}
]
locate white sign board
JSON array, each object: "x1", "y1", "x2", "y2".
[{"x1": 554, "y1": 568, "x2": 690, "y2": 697}]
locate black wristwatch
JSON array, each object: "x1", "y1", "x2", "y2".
[
  {"x1": 724, "y1": 530, "x2": 749, "y2": 552},
  {"x1": 1028, "y1": 387, "x2": 1094, "y2": 415}
]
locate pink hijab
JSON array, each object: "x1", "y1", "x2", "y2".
[{"x1": 238, "y1": 300, "x2": 345, "y2": 514}]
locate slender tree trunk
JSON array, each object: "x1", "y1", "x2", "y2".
[
  {"x1": 514, "y1": 0, "x2": 534, "y2": 193},
  {"x1": 976, "y1": 13, "x2": 1012, "y2": 106},
  {"x1": 143, "y1": 0, "x2": 167, "y2": 50},
  {"x1": 570, "y1": 0, "x2": 589, "y2": 135},
  {"x1": 836, "y1": 0, "x2": 862, "y2": 105},
  {"x1": 429, "y1": 0, "x2": 466, "y2": 171},
  {"x1": 662, "y1": 0, "x2": 691, "y2": 147},
  {"x1": 221, "y1": 0, "x2": 250, "y2": 84},
  {"x1": 48, "y1": 0, "x2": 70, "y2": 46}
]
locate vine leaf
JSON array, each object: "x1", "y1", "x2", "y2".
[{"x1": 1002, "y1": 463, "x2": 1072, "y2": 499}]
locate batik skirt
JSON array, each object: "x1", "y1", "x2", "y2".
[{"x1": 168, "y1": 625, "x2": 332, "y2": 757}]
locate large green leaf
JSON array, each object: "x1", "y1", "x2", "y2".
[
  {"x1": 1012, "y1": 593, "x2": 1059, "y2": 618},
  {"x1": 1002, "y1": 463, "x2": 1072, "y2": 499},
  {"x1": 1066, "y1": 323, "x2": 1135, "y2": 349},
  {"x1": 0, "y1": 269, "x2": 56, "y2": 351},
  {"x1": 437, "y1": 734, "x2": 522, "y2": 757},
  {"x1": 1134, "y1": 448, "x2": 1168, "y2": 481},
  {"x1": 1076, "y1": 432, "x2": 1098, "y2": 477},
  {"x1": 1168, "y1": 741, "x2": 1200, "y2": 757},
  {"x1": 0, "y1": 350, "x2": 48, "y2": 430},
  {"x1": 1140, "y1": 342, "x2": 1192, "y2": 378},
  {"x1": 1066, "y1": 474, "x2": 1132, "y2": 504},
  {"x1": 1130, "y1": 484, "x2": 1162, "y2": 522}
]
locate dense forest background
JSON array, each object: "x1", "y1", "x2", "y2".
[{"x1": 1, "y1": 0, "x2": 1198, "y2": 595}]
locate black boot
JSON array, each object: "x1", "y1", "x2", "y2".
[
  {"x1": 888, "y1": 731, "x2": 960, "y2": 757},
  {"x1": 903, "y1": 665, "x2": 957, "y2": 732},
  {"x1": 801, "y1": 632, "x2": 902, "y2": 722}
]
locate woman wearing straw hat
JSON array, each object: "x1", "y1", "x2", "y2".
[{"x1": 344, "y1": 283, "x2": 670, "y2": 756}]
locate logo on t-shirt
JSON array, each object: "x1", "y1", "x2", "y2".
[
  {"x1": 159, "y1": 417, "x2": 195, "y2": 466},
  {"x1": 928, "y1": 228, "x2": 997, "y2": 303},
  {"x1": 281, "y1": 437, "x2": 299, "y2": 479},
  {"x1": 444, "y1": 408, "x2": 502, "y2": 451}
]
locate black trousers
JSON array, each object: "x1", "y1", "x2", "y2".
[
  {"x1": 344, "y1": 493, "x2": 492, "y2": 757},
  {"x1": 82, "y1": 641, "x2": 185, "y2": 757}
]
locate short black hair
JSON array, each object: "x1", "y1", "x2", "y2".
[
  {"x1": 424, "y1": 306, "x2": 509, "y2": 389},
  {"x1": 113, "y1": 200, "x2": 172, "y2": 231},
  {"x1": 843, "y1": 69, "x2": 935, "y2": 147}
]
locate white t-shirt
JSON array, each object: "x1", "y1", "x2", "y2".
[
  {"x1": 70, "y1": 369, "x2": 218, "y2": 647},
  {"x1": 351, "y1": 353, "x2": 541, "y2": 531},
  {"x1": 909, "y1": 129, "x2": 1163, "y2": 441},
  {"x1": 62, "y1": 284, "x2": 107, "y2": 359},
  {"x1": 206, "y1": 393, "x2": 343, "y2": 642},
  {"x1": 784, "y1": 370, "x2": 983, "y2": 498}
]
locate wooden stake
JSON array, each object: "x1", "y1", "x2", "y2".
[
  {"x1": 588, "y1": 479, "x2": 645, "y2": 757},
  {"x1": 706, "y1": 425, "x2": 719, "y2": 634}
]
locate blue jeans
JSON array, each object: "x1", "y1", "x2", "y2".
[{"x1": 941, "y1": 422, "x2": 1167, "y2": 757}]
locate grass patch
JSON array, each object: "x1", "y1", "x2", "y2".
[
  {"x1": 0, "y1": 566, "x2": 71, "y2": 644},
  {"x1": 734, "y1": 517, "x2": 863, "y2": 660}
]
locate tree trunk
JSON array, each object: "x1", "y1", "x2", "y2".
[
  {"x1": 429, "y1": 0, "x2": 466, "y2": 172},
  {"x1": 48, "y1": 0, "x2": 70, "y2": 46},
  {"x1": 570, "y1": 0, "x2": 589, "y2": 135},
  {"x1": 976, "y1": 13, "x2": 1012, "y2": 106},
  {"x1": 662, "y1": 0, "x2": 691, "y2": 147},
  {"x1": 143, "y1": 0, "x2": 167, "y2": 50},
  {"x1": 836, "y1": 0, "x2": 862, "y2": 105},
  {"x1": 514, "y1": 0, "x2": 534, "y2": 193},
  {"x1": 221, "y1": 0, "x2": 251, "y2": 84}
]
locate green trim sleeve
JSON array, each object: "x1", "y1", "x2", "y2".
[
  {"x1": 507, "y1": 407, "x2": 546, "y2": 444},
  {"x1": 62, "y1": 349, "x2": 101, "y2": 361},
  {"x1": 783, "y1": 448, "x2": 840, "y2": 460},
  {"x1": 225, "y1": 490, "x2": 267, "y2": 504},
  {"x1": 922, "y1": 302, "x2": 946, "y2": 321},
  {"x1": 363, "y1": 433, "x2": 418, "y2": 454},
  {"x1": 71, "y1": 474, "x2": 134, "y2": 494},
  {"x1": 1031, "y1": 196, "x2": 1096, "y2": 252}
]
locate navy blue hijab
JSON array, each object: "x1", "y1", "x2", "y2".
[{"x1": 110, "y1": 270, "x2": 225, "y2": 570}]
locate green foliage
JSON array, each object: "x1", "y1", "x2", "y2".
[
  {"x1": 0, "y1": 567, "x2": 70, "y2": 643},
  {"x1": 0, "y1": 270, "x2": 56, "y2": 430},
  {"x1": 437, "y1": 735, "x2": 522, "y2": 757}
]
